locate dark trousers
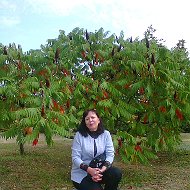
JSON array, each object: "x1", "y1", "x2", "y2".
[{"x1": 72, "y1": 166, "x2": 122, "y2": 190}]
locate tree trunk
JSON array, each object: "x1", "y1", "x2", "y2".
[{"x1": 19, "y1": 143, "x2": 25, "y2": 155}]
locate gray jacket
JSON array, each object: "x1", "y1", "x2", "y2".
[{"x1": 71, "y1": 130, "x2": 114, "y2": 183}]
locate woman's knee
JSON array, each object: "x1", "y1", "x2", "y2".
[
  {"x1": 104, "y1": 166, "x2": 122, "y2": 181},
  {"x1": 112, "y1": 167, "x2": 122, "y2": 180},
  {"x1": 80, "y1": 176, "x2": 103, "y2": 190}
]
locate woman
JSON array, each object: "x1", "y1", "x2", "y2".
[{"x1": 71, "y1": 109, "x2": 122, "y2": 190}]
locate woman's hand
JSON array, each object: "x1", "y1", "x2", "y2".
[
  {"x1": 87, "y1": 167, "x2": 99, "y2": 176},
  {"x1": 92, "y1": 173, "x2": 103, "y2": 182},
  {"x1": 87, "y1": 167, "x2": 103, "y2": 182}
]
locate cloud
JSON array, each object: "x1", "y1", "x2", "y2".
[
  {"x1": 25, "y1": 0, "x2": 86, "y2": 16},
  {"x1": 0, "y1": 0, "x2": 17, "y2": 10},
  {"x1": 24, "y1": 0, "x2": 129, "y2": 19},
  {"x1": 0, "y1": 16, "x2": 20, "y2": 27},
  {"x1": 0, "y1": 0, "x2": 21, "y2": 27},
  {"x1": 1, "y1": 0, "x2": 189, "y2": 51}
]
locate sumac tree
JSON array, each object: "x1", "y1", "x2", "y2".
[{"x1": 0, "y1": 27, "x2": 190, "y2": 163}]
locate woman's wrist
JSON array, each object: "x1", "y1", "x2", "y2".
[
  {"x1": 87, "y1": 166, "x2": 94, "y2": 175},
  {"x1": 80, "y1": 163, "x2": 89, "y2": 171},
  {"x1": 80, "y1": 164, "x2": 95, "y2": 176}
]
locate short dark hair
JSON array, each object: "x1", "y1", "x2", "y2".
[{"x1": 77, "y1": 109, "x2": 104, "y2": 137}]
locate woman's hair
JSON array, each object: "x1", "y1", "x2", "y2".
[{"x1": 77, "y1": 109, "x2": 104, "y2": 137}]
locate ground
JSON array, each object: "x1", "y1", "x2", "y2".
[{"x1": 0, "y1": 133, "x2": 190, "y2": 190}]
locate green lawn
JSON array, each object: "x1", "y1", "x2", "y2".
[{"x1": 0, "y1": 134, "x2": 190, "y2": 190}]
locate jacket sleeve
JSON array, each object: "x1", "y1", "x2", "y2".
[
  {"x1": 71, "y1": 132, "x2": 83, "y2": 168},
  {"x1": 105, "y1": 131, "x2": 115, "y2": 164}
]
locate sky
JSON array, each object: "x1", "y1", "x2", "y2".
[{"x1": 0, "y1": 0, "x2": 189, "y2": 52}]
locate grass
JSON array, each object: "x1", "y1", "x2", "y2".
[
  {"x1": 0, "y1": 138, "x2": 73, "y2": 190},
  {"x1": 0, "y1": 135, "x2": 190, "y2": 190}
]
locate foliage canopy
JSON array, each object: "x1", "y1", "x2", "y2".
[{"x1": 0, "y1": 26, "x2": 190, "y2": 163}]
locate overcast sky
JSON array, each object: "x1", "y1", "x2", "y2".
[{"x1": 0, "y1": 0, "x2": 189, "y2": 52}]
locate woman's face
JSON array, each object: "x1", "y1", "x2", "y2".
[{"x1": 85, "y1": 111, "x2": 100, "y2": 131}]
